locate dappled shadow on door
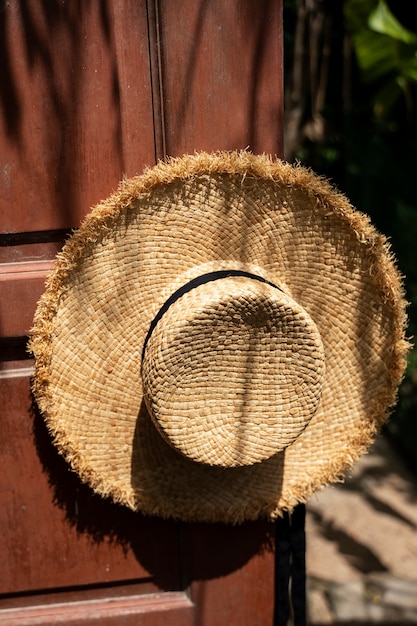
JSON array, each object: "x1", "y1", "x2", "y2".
[{"x1": 32, "y1": 398, "x2": 275, "y2": 589}]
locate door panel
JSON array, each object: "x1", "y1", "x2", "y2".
[
  {"x1": 0, "y1": 0, "x2": 155, "y2": 234},
  {"x1": 0, "y1": 375, "x2": 183, "y2": 595},
  {"x1": 0, "y1": 1, "x2": 283, "y2": 623},
  {"x1": 157, "y1": 0, "x2": 283, "y2": 157}
]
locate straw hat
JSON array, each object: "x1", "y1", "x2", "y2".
[{"x1": 29, "y1": 151, "x2": 409, "y2": 523}]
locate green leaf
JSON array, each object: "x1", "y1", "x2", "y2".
[
  {"x1": 347, "y1": 2, "x2": 417, "y2": 86},
  {"x1": 402, "y1": 56, "x2": 417, "y2": 82},
  {"x1": 352, "y1": 29, "x2": 397, "y2": 80},
  {"x1": 368, "y1": 0, "x2": 417, "y2": 44}
]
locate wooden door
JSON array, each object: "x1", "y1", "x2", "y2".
[{"x1": 0, "y1": 1, "x2": 283, "y2": 624}]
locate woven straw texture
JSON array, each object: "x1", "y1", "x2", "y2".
[
  {"x1": 29, "y1": 151, "x2": 409, "y2": 523},
  {"x1": 142, "y1": 275, "x2": 325, "y2": 467}
]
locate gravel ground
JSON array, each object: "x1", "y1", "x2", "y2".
[{"x1": 305, "y1": 435, "x2": 417, "y2": 624}]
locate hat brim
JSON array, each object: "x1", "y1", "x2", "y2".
[{"x1": 29, "y1": 152, "x2": 409, "y2": 523}]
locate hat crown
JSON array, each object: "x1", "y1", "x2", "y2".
[{"x1": 141, "y1": 272, "x2": 325, "y2": 467}]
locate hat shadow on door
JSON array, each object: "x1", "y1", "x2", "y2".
[{"x1": 32, "y1": 395, "x2": 282, "y2": 589}]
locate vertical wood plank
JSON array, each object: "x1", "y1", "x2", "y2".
[
  {"x1": 157, "y1": 2, "x2": 284, "y2": 622},
  {"x1": 183, "y1": 522, "x2": 276, "y2": 626},
  {"x1": 0, "y1": 0, "x2": 155, "y2": 233},
  {"x1": 157, "y1": 0, "x2": 283, "y2": 157}
]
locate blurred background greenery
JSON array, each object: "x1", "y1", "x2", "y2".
[{"x1": 283, "y1": 0, "x2": 417, "y2": 466}]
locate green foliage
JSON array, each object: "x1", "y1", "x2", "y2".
[
  {"x1": 345, "y1": 1, "x2": 417, "y2": 461},
  {"x1": 284, "y1": 0, "x2": 417, "y2": 463},
  {"x1": 368, "y1": 1, "x2": 417, "y2": 44},
  {"x1": 345, "y1": 0, "x2": 417, "y2": 121}
]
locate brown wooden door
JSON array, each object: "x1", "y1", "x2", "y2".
[{"x1": 0, "y1": 1, "x2": 283, "y2": 624}]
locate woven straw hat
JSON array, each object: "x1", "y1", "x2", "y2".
[{"x1": 30, "y1": 151, "x2": 408, "y2": 523}]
